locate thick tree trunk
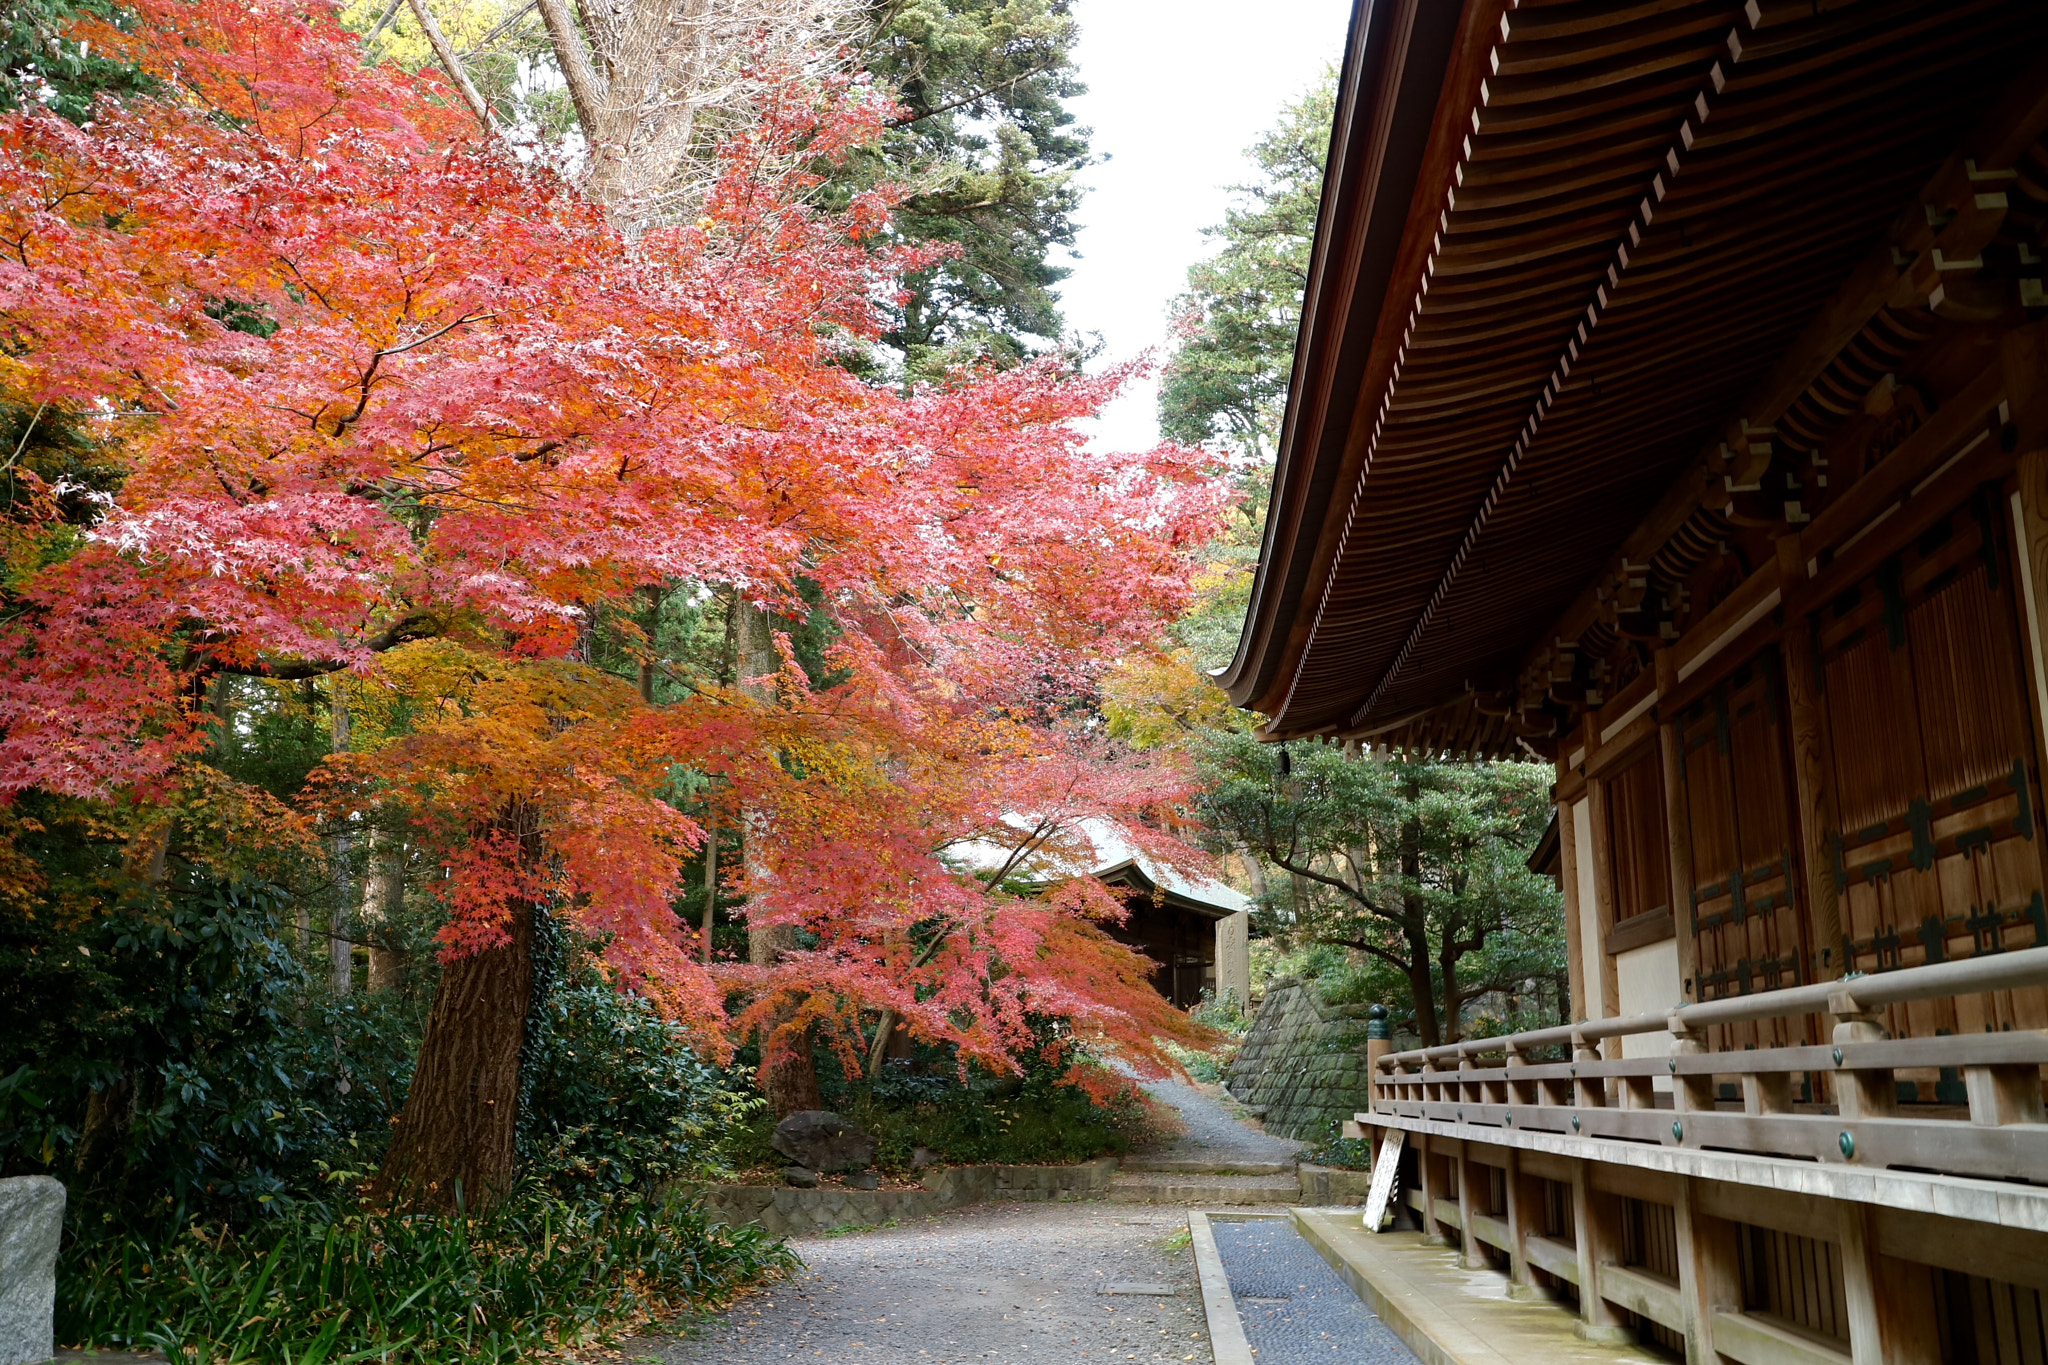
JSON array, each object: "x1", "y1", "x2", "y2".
[
  {"x1": 1405, "y1": 934, "x2": 1440, "y2": 1049},
  {"x1": 1440, "y1": 951, "x2": 1461, "y2": 1045},
  {"x1": 373, "y1": 815, "x2": 539, "y2": 1213}
]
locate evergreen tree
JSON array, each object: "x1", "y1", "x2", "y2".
[
  {"x1": 853, "y1": 0, "x2": 1090, "y2": 377},
  {"x1": 1157, "y1": 73, "x2": 1333, "y2": 460},
  {"x1": 1191, "y1": 733, "x2": 1565, "y2": 1049}
]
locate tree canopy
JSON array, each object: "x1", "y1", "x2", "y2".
[
  {"x1": 1157, "y1": 73, "x2": 1331, "y2": 461},
  {"x1": 1192, "y1": 733, "x2": 1563, "y2": 1048},
  {"x1": 0, "y1": 0, "x2": 1222, "y2": 1207}
]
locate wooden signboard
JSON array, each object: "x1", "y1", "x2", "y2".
[{"x1": 1363, "y1": 1130, "x2": 1405, "y2": 1233}]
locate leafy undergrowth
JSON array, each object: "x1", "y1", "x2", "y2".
[
  {"x1": 59, "y1": 1185, "x2": 796, "y2": 1365},
  {"x1": 1301, "y1": 1127, "x2": 1375, "y2": 1172}
]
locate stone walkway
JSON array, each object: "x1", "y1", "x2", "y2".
[
  {"x1": 1129, "y1": 1080, "x2": 1305, "y2": 1172},
  {"x1": 641, "y1": 1080, "x2": 1319, "y2": 1364},
  {"x1": 640, "y1": 1201, "x2": 1216, "y2": 1363},
  {"x1": 1210, "y1": 1218, "x2": 1419, "y2": 1364}
]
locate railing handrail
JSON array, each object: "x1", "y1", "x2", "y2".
[{"x1": 1377, "y1": 944, "x2": 2048, "y2": 1070}]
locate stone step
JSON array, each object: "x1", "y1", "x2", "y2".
[
  {"x1": 1120, "y1": 1156, "x2": 1296, "y2": 1176},
  {"x1": 1106, "y1": 1172, "x2": 1302, "y2": 1205}
]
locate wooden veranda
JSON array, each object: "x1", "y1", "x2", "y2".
[{"x1": 1225, "y1": 1, "x2": 2048, "y2": 1361}]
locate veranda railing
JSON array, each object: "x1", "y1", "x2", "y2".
[{"x1": 1369, "y1": 946, "x2": 2048, "y2": 1181}]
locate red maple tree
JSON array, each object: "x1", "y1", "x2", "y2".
[{"x1": 0, "y1": 0, "x2": 1229, "y2": 1205}]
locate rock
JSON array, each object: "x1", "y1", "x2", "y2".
[
  {"x1": 845, "y1": 1171, "x2": 880, "y2": 1190},
  {"x1": 0, "y1": 1176, "x2": 63, "y2": 1365},
  {"x1": 782, "y1": 1166, "x2": 819, "y2": 1188},
  {"x1": 911, "y1": 1146, "x2": 939, "y2": 1169},
  {"x1": 770, "y1": 1111, "x2": 876, "y2": 1174}
]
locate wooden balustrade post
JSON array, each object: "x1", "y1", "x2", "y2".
[
  {"x1": 1667, "y1": 1015, "x2": 1715, "y2": 1115},
  {"x1": 1572, "y1": 1030, "x2": 1607, "y2": 1109},
  {"x1": 1839, "y1": 1201, "x2": 1941, "y2": 1365},
  {"x1": 1741, "y1": 1069, "x2": 1794, "y2": 1115},
  {"x1": 1829, "y1": 985, "x2": 1894, "y2": 1120},
  {"x1": 1416, "y1": 1132, "x2": 1449, "y2": 1246},
  {"x1": 1366, "y1": 1004, "x2": 1392, "y2": 1109},
  {"x1": 1964, "y1": 1063, "x2": 2048, "y2": 1124},
  {"x1": 1673, "y1": 1175, "x2": 1740, "y2": 1365},
  {"x1": 1571, "y1": 1159, "x2": 1630, "y2": 1343}
]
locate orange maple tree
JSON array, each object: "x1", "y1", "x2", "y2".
[{"x1": 0, "y1": 0, "x2": 1229, "y2": 1204}]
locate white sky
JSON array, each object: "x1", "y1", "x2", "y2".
[{"x1": 1060, "y1": 0, "x2": 1355, "y2": 453}]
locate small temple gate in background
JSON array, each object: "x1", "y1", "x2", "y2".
[{"x1": 1223, "y1": 0, "x2": 2048, "y2": 1361}]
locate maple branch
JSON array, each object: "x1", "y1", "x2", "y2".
[
  {"x1": 333, "y1": 313, "x2": 494, "y2": 436},
  {"x1": 216, "y1": 613, "x2": 443, "y2": 679}
]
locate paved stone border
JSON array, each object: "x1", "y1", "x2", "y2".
[
  {"x1": 1186, "y1": 1211, "x2": 1261, "y2": 1365},
  {"x1": 692, "y1": 1156, "x2": 1118, "y2": 1236},
  {"x1": 1289, "y1": 1207, "x2": 1663, "y2": 1365}
]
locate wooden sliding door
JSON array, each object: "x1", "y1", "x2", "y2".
[{"x1": 1811, "y1": 489, "x2": 2048, "y2": 1041}]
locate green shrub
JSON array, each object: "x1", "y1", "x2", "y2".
[
  {"x1": 59, "y1": 1182, "x2": 796, "y2": 1365},
  {"x1": 729, "y1": 1028, "x2": 1157, "y2": 1171},
  {"x1": 1302, "y1": 1128, "x2": 1375, "y2": 1172},
  {"x1": 519, "y1": 954, "x2": 760, "y2": 1194}
]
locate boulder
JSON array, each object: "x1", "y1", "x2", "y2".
[
  {"x1": 0, "y1": 1176, "x2": 63, "y2": 1365},
  {"x1": 846, "y1": 1171, "x2": 880, "y2": 1190},
  {"x1": 782, "y1": 1166, "x2": 819, "y2": 1189},
  {"x1": 771, "y1": 1111, "x2": 875, "y2": 1173}
]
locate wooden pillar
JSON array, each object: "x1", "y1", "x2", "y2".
[
  {"x1": 1558, "y1": 779, "x2": 1589, "y2": 1024},
  {"x1": 1455, "y1": 1148, "x2": 1487, "y2": 1271},
  {"x1": 2010, "y1": 449, "x2": 2048, "y2": 897},
  {"x1": 1838, "y1": 1202, "x2": 1941, "y2": 1365},
  {"x1": 1777, "y1": 536, "x2": 1846, "y2": 979},
  {"x1": 1655, "y1": 648, "x2": 1698, "y2": 1003},
  {"x1": 1585, "y1": 768, "x2": 1623, "y2": 1052},
  {"x1": 1416, "y1": 1133, "x2": 1449, "y2": 1246},
  {"x1": 1571, "y1": 1160, "x2": 1629, "y2": 1343},
  {"x1": 1504, "y1": 1148, "x2": 1537, "y2": 1299},
  {"x1": 1673, "y1": 1176, "x2": 1740, "y2": 1365}
]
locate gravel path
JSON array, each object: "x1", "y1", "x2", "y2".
[
  {"x1": 640, "y1": 1201, "x2": 1217, "y2": 1364},
  {"x1": 1134, "y1": 1080, "x2": 1305, "y2": 1168},
  {"x1": 1210, "y1": 1219, "x2": 1419, "y2": 1364}
]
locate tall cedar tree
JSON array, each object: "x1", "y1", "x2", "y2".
[
  {"x1": 1156, "y1": 74, "x2": 1332, "y2": 461},
  {"x1": 852, "y1": 0, "x2": 1088, "y2": 376},
  {"x1": 0, "y1": 0, "x2": 1226, "y2": 1207}
]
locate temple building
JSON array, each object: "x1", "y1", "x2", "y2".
[{"x1": 1223, "y1": 0, "x2": 2048, "y2": 1360}]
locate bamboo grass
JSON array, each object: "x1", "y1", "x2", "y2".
[{"x1": 59, "y1": 1185, "x2": 796, "y2": 1365}]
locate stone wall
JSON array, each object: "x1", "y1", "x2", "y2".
[
  {"x1": 1224, "y1": 978, "x2": 1373, "y2": 1141},
  {"x1": 694, "y1": 1157, "x2": 1118, "y2": 1237}
]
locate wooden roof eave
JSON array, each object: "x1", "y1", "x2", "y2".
[{"x1": 1217, "y1": 0, "x2": 1487, "y2": 719}]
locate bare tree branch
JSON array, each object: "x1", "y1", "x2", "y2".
[{"x1": 405, "y1": 0, "x2": 500, "y2": 134}]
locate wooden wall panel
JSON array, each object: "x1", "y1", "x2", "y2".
[
  {"x1": 1606, "y1": 750, "x2": 1671, "y2": 924},
  {"x1": 1672, "y1": 652, "x2": 1811, "y2": 1054},
  {"x1": 1810, "y1": 491, "x2": 2048, "y2": 1053}
]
